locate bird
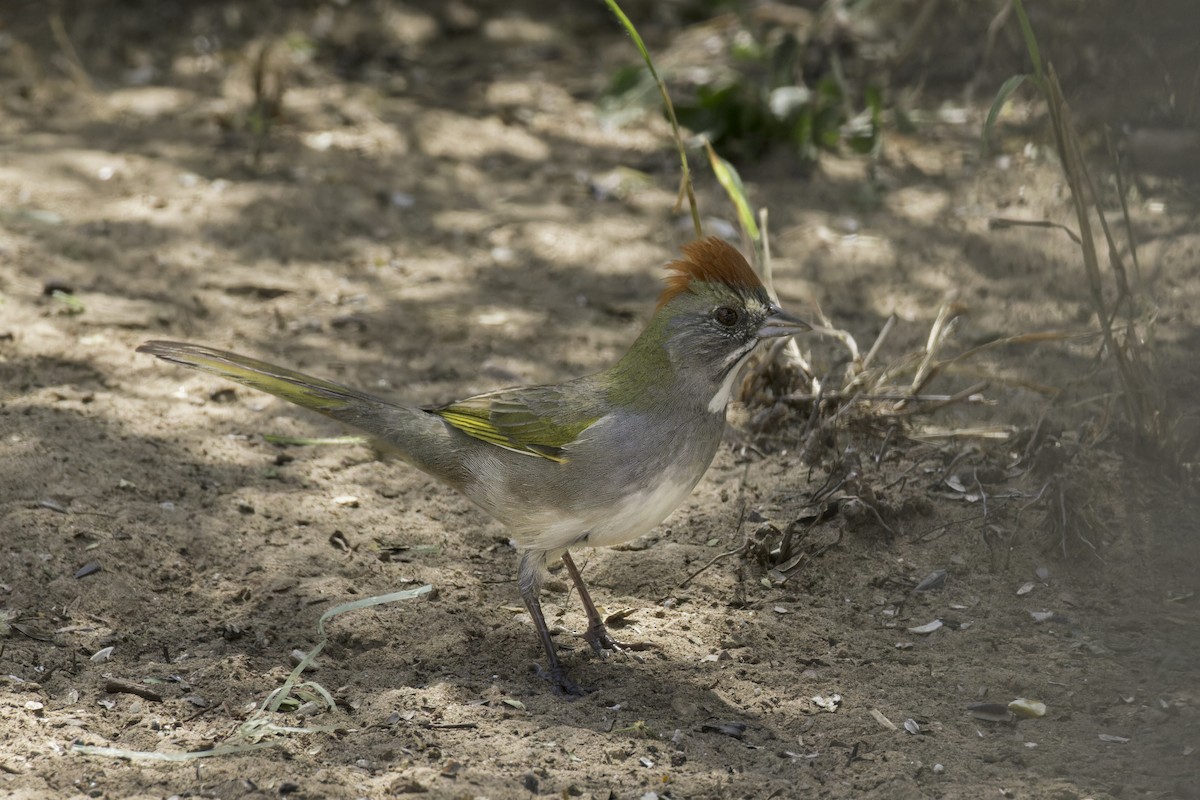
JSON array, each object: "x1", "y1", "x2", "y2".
[{"x1": 137, "y1": 236, "x2": 808, "y2": 696}]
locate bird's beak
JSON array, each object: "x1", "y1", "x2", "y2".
[{"x1": 758, "y1": 307, "x2": 810, "y2": 339}]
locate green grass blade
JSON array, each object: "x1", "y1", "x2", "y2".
[
  {"x1": 1012, "y1": 0, "x2": 1043, "y2": 82},
  {"x1": 265, "y1": 639, "x2": 328, "y2": 713},
  {"x1": 73, "y1": 741, "x2": 282, "y2": 762},
  {"x1": 317, "y1": 584, "x2": 433, "y2": 637},
  {"x1": 604, "y1": 0, "x2": 702, "y2": 237},
  {"x1": 264, "y1": 584, "x2": 432, "y2": 714},
  {"x1": 982, "y1": 73, "x2": 1028, "y2": 156},
  {"x1": 261, "y1": 434, "x2": 366, "y2": 446}
]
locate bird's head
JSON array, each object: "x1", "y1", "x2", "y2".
[
  {"x1": 613, "y1": 237, "x2": 808, "y2": 412},
  {"x1": 658, "y1": 236, "x2": 807, "y2": 377}
]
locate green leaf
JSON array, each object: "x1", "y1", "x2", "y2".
[
  {"x1": 814, "y1": 105, "x2": 842, "y2": 148},
  {"x1": 704, "y1": 140, "x2": 760, "y2": 243},
  {"x1": 793, "y1": 110, "x2": 815, "y2": 161},
  {"x1": 848, "y1": 133, "x2": 875, "y2": 155},
  {"x1": 981, "y1": 74, "x2": 1028, "y2": 157},
  {"x1": 769, "y1": 33, "x2": 800, "y2": 88},
  {"x1": 847, "y1": 85, "x2": 884, "y2": 155},
  {"x1": 817, "y1": 76, "x2": 843, "y2": 103},
  {"x1": 51, "y1": 290, "x2": 85, "y2": 315},
  {"x1": 865, "y1": 86, "x2": 883, "y2": 119}
]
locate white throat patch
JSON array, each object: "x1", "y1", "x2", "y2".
[{"x1": 708, "y1": 346, "x2": 757, "y2": 413}]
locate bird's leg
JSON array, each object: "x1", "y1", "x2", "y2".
[
  {"x1": 519, "y1": 552, "x2": 587, "y2": 697},
  {"x1": 561, "y1": 551, "x2": 655, "y2": 655}
]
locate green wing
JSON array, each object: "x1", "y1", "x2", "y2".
[{"x1": 432, "y1": 386, "x2": 600, "y2": 463}]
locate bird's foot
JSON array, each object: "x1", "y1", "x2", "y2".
[
  {"x1": 583, "y1": 623, "x2": 658, "y2": 657},
  {"x1": 533, "y1": 662, "x2": 591, "y2": 698}
]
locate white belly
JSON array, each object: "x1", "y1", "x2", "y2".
[{"x1": 516, "y1": 470, "x2": 700, "y2": 553}]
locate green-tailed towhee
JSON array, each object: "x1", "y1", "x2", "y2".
[{"x1": 138, "y1": 236, "x2": 808, "y2": 696}]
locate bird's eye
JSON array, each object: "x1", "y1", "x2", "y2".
[{"x1": 714, "y1": 306, "x2": 739, "y2": 327}]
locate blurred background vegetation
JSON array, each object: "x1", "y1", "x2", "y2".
[{"x1": 2, "y1": 0, "x2": 1195, "y2": 173}]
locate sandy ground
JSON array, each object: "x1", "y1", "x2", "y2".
[{"x1": 2, "y1": 2, "x2": 1198, "y2": 798}]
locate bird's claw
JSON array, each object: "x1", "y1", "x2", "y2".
[
  {"x1": 583, "y1": 624, "x2": 657, "y2": 657},
  {"x1": 533, "y1": 662, "x2": 591, "y2": 698}
]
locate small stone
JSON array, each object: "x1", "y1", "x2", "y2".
[{"x1": 1008, "y1": 698, "x2": 1047, "y2": 718}]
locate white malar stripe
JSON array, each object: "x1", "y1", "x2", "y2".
[{"x1": 708, "y1": 347, "x2": 757, "y2": 413}]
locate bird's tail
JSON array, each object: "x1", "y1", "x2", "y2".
[
  {"x1": 136, "y1": 339, "x2": 469, "y2": 480},
  {"x1": 137, "y1": 340, "x2": 383, "y2": 413}
]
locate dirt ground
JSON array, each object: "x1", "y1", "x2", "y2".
[{"x1": 2, "y1": 2, "x2": 1198, "y2": 798}]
